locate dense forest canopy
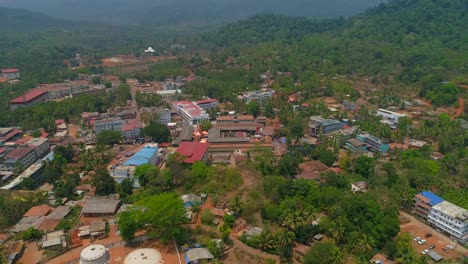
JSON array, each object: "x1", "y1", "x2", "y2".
[{"x1": 205, "y1": 0, "x2": 467, "y2": 83}]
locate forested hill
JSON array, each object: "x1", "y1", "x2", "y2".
[
  {"x1": 1, "y1": 0, "x2": 385, "y2": 28},
  {"x1": 204, "y1": 0, "x2": 467, "y2": 83},
  {"x1": 345, "y1": 0, "x2": 468, "y2": 49},
  {"x1": 0, "y1": 7, "x2": 68, "y2": 31},
  {"x1": 208, "y1": 0, "x2": 467, "y2": 48},
  {"x1": 208, "y1": 14, "x2": 348, "y2": 46}
]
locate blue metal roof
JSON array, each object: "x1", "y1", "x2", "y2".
[
  {"x1": 420, "y1": 191, "x2": 444, "y2": 206},
  {"x1": 123, "y1": 145, "x2": 158, "y2": 166}
]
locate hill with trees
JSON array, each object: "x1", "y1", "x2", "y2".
[
  {"x1": 0, "y1": 0, "x2": 385, "y2": 28},
  {"x1": 205, "y1": 0, "x2": 468, "y2": 84}
]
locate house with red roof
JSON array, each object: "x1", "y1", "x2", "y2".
[
  {"x1": 24, "y1": 204, "x2": 51, "y2": 217},
  {"x1": 1, "y1": 68, "x2": 20, "y2": 80},
  {"x1": 10, "y1": 89, "x2": 48, "y2": 110},
  {"x1": 176, "y1": 142, "x2": 209, "y2": 164}
]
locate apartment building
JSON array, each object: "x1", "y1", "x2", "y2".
[
  {"x1": 241, "y1": 89, "x2": 275, "y2": 103},
  {"x1": 26, "y1": 138, "x2": 50, "y2": 159},
  {"x1": 1, "y1": 68, "x2": 20, "y2": 80},
  {"x1": 308, "y1": 116, "x2": 344, "y2": 136},
  {"x1": 357, "y1": 133, "x2": 389, "y2": 154},
  {"x1": 94, "y1": 118, "x2": 124, "y2": 134},
  {"x1": 0, "y1": 146, "x2": 37, "y2": 172},
  {"x1": 195, "y1": 99, "x2": 218, "y2": 110},
  {"x1": 428, "y1": 201, "x2": 468, "y2": 245},
  {"x1": 376, "y1": 109, "x2": 407, "y2": 123},
  {"x1": 172, "y1": 101, "x2": 209, "y2": 125},
  {"x1": 157, "y1": 89, "x2": 182, "y2": 102},
  {"x1": 413, "y1": 191, "x2": 444, "y2": 221}
]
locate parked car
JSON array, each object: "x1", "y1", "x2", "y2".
[
  {"x1": 443, "y1": 247, "x2": 449, "y2": 253},
  {"x1": 414, "y1": 236, "x2": 422, "y2": 242},
  {"x1": 425, "y1": 233, "x2": 432, "y2": 238},
  {"x1": 447, "y1": 245, "x2": 454, "y2": 250},
  {"x1": 429, "y1": 245, "x2": 436, "y2": 250},
  {"x1": 422, "y1": 249, "x2": 430, "y2": 255},
  {"x1": 418, "y1": 239, "x2": 427, "y2": 245}
]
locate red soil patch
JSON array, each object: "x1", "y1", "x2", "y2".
[{"x1": 102, "y1": 55, "x2": 176, "y2": 67}]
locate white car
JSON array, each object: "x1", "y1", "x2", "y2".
[
  {"x1": 447, "y1": 245, "x2": 454, "y2": 250},
  {"x1": 414, "y1": 236, "x2": 421, "y2": 242},
  {"x1": 422, "y1": 249, "x2": 430, "y2": 255},
  {"x1": 418, "y1": 239, "x2": 427, "y2": 245}
]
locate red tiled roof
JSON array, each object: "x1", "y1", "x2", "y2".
[
  {"x1": 196, "y1": 99, "x2": 218, "y2": 105},
  {"x1": 297, "y1": 160, "x2": 330, "y2": 180},
  {"x1": 237, "y1": 115, "x2": 254, "y2": 120},
  {"x1": 1, "y1": 68, "x2": 20, "y2": 74},
  {"x1": 176, "y1": 142, "x2": 209, "y2": 164},
  {"x1": 14, "y1": 136, "x2": 32, "y2": 145},
  {"x1": 40, "y1": 132, "x2": 49, "y2": 138},
  {"x1": 122, "y1": 119, "x2": 142, "y2": 132},
  {"x1": 55, "y1": 119, "x2": 65, "y2": 125},
  {"x1": 6, "y1": 146, "x2": 35, "y2": 159},
  {"x1": 217, "y1": 116, "x2": 235, "y2": 121},
  {"x1": 38, "y1": 218, "x2": 60, "y2": 232},
  {"x1": 2, "y1": 129, "x2": 21, "y2": 141},
  {"x1": 173, "y1": 101, "x2": 204, "y2": 117},
  {"x1": 24, "y1": 204, "x2": 51, "y2": 217},
  {"x1": 10, "y1": 89, "x2": 47, "y2": 104}
]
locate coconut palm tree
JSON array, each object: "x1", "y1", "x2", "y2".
[
  {"x1": 328, "y1": 246, "x2": 344, "y2": 264},
  {"x1": 278, "y1": 230, "x2": 295, "y2": 246}
]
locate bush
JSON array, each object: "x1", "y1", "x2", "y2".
[{"x1": 201, "y1": 210, "x2": 215, "y2": 225}]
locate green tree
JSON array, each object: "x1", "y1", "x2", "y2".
[
  {"x1": 19, "y1": 177, "x2": 37, "y2": 190},
  {"x1": 96, "y1": 130, "x2": 122, "y2": 146},
  {"x1": 200, "y1": 119, "x2": 212, "y2": 131},
  {"x1": 118, "y1": 210, "x2": 140, "y2": 243},
  {"x1": 137, "y1": 193, "x2": 187, "y2": 241},
  {"x1": 202, "y1": 210, "x2": 215, "y2": 225},
  {"x1": 303, "y1": 241, "x2": 342, "y2": 264},
  {"x1": 92, "y1": 76, "x2": 101, "y2": 85},
  {"x1": 318, "y1": 150, "x2": 336, "y2": 167},
  {"x1": 116, "y1": 178, "x2": 134, "y2": 199},
  {"x1": 92, "y1": 169, "x2": 116, "y2": 196},
  {"x1": 247, "y1": 101, "x2": 260, "y2": 118},
  {"x1": 219, "y1": 223, "x2": 231, "y2": 241},
  {"x1": 22, "y1": 227, "x2": 42, "y2": 240},
  {"x1": 354, "y1": 156, "x2": 375, "y2": 178},
  {"x1": 141, "y1": 124, "x2": 170, "y2": 143}
]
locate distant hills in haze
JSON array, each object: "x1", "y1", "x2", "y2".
[{"x1": 0, "y1": 0, "x2": 386, "y2": 29}]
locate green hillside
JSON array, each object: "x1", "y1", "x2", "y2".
[{"x1": 206, "y1": 0, "x2": 467, "y2": 83}]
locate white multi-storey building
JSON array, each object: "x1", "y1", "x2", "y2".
[
  {"x1": 172, "y1": 101, "x2": 209, "y2": 125},
  {"x1": 241, "y1": 89, "x2": 275, "y2": 103},
  {"x1": 94, "y1": 118, "x2": 123, "y2": 134},
  {"x1": 428, "y1": 201, "x2": 468, "y2": 245},
  {"x1": 157, "y1": 89, "x2": 182, "y2": 102},
  {"x1": 376, "y1": 109, "x2": 407, "y2": 123}
]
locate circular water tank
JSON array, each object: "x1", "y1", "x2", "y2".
[
  {"x1": 80, "y1": 244, "x2": 110, "y2": 264},
  {"x1": 124, "y1": 248, "x2": 162, "y2": 264}
]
